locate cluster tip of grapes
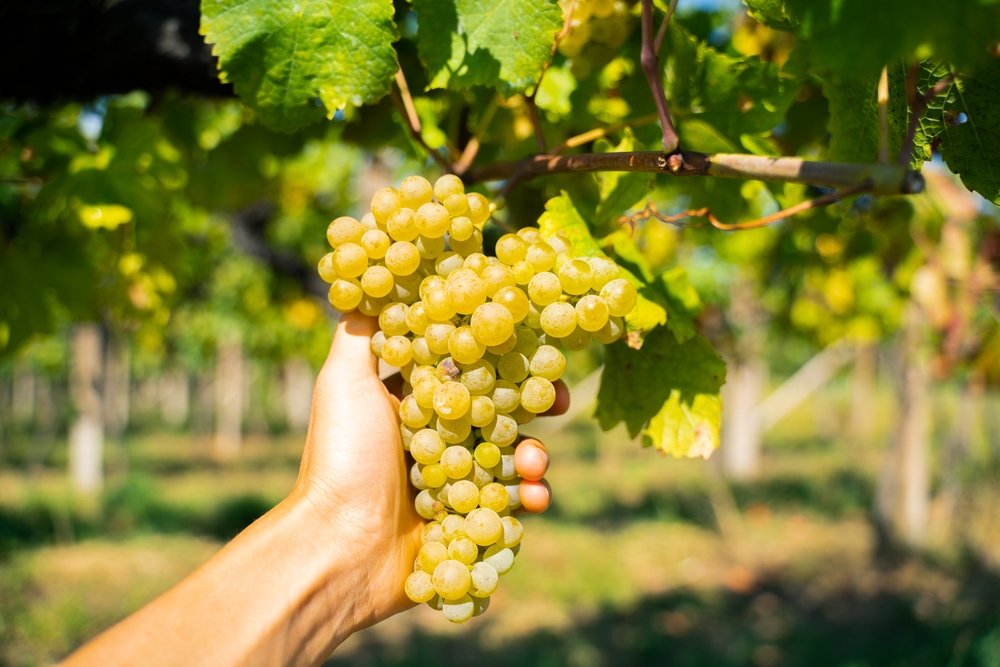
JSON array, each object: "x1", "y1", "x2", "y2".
[{"x1": 318, "y1": 174, "x2": 637, "y2": 623}]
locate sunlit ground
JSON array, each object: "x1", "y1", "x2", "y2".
[{"x1": 1, "y1": 379, "x2": 998, "y2": 667}]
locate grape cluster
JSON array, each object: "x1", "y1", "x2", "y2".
[
  {"x1": 558, "y1": 0, "x2": 632, "y2": 59},
  {"x1": 318, "y1": 175, "x2": 637, "y2": 622}
]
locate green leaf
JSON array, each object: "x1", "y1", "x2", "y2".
[
  {"x1": 200, "y1": 0, "x2": 399, "y2": 131},
  {"x1": 596, "y1": 327, "x2": 726, "y2": 458},
  {"x1": 743, "y1": 0, "x2": 1000, "y2": 77},
  {"x1": 940, "y1": 61, "x2": 1000, "y2": 206},
  {"x1": 412, "y1": 0, "x2": 562, "y2": 95},
  {"x1": 594, "y1": 132, "x2": 655, "y2": 233},
  {"x1": 822, "y1": 64, "x2": 908, "y2": 164}
]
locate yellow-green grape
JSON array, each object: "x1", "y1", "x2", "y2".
[
  {"x1": 420, "y1": 274, "x2": 446, "y2": 299},
  {"x1": 559, "y1": 326, "x2": 591, "y2": 351},
  {"x1": 527, "y1": 271, "x2": 563, "y2": 306},
  {"x1": 370, "y1": 187, "x2": 402, "y2": 225},
  {"x1": 450, "y1": 227, "x2": 484, "y2": 257},
  {"x1": 421, "y1": 463, "x2": 447, "y2": 488},
  {"x1": 432, "y1": 560, "x2": 472, "y2": 600},
  {"x1": 600, "y1": 278, "x2": 638, "y2": 317},
  {"x1": 443, "y1": 192, "x2": 469, "y2": 217},
  {"x1": 593, "y1": 315, "x2": 625, "y2": 344},
  {"x1": 526, "y1": 241, "x2": 556, "y2": 272},
  {"x1": 381, "y1": 335, "x2": 412, "y2": 367},
  {"x1": 481, "y1": 263, "x2": 517, "y2": 297},
  {"x1": 469, "y1": 562, "x2": 500, "y2": 597},
  {"x1": 557, "y1": 258, "x2": 593, "y2": 295},
  {"x1": 471, "y1": 303, "x2": 515, "y2": 347},
  {"x1": 516, "y1": 226, "x2": 541, "y2": 243},
  {"x1": 318, "y1": 252, "x2": 337, "y2": 282},
  {"x1": 478, "y1": 482, "x2": 510, "y2": 513},
  {"x1": 511, "y1": 261, "x2": 535, "y2": 285},
  {"x1": 327, "y1": 216, "x2": 365, "y2": 248},
  {"x1": 442, "y1": 595, "x2": 476, "y2": 623},
  {"x1": 486, "y1": 334, "x2": 518, "y2": 357},
  {"x1": 360, "y1": 229, "x2": 391, "y2": 260},
  {"x1": 416, "y1": 235, "x2": 447, "y2": 260},
  {"x1": 471, "y1": 461, "x2": 493, "y2": 488},
  {"x1": 528, "y1": 344, "x2": 566, "y2": 381},
  {"x1": 493, "y1": 286, "x2": 530, "y2": 323},
  {"x1": 509, "y1": 405, "x2": 536, "y2": 425},
  {"x1": 448, "y1": 479, "x2": 480, "y2": 513},
  {"x1": 513, "y1": 325, "x2": 541, "y2": 357},
  {"x1": 447, "y1": 536, "x2": 479, "y2": 565},
  {"x1": 464, "y1": 508, "x2": 503, "y2": 546},
  {"x1": 482, "y1": 545, "x2": 516, "y2": 574},
  {"x1": 575, "y1": 294, "x2": 610, "y2": 331},
  {"x1": 440, "y1": 445, "x2": 474, "y2": 479},
  {"x1": 434, "y1": 382, "x2": 472, "y2": 419},
  {"x1": 393, "y1": 272, "x2": 422, "y2": 304},
  {"x1": 370, "y1": 330, "x2": 386, "y2": 357},
  {"x1": 360, "y1": 265, "x2": 394, "y2": 299},
  {"x1": 435, "y1": 252, "x2": 465, "y2": 278},
  {"x1": 449, "y1": 215, "x2": 475, "y2": 241},
  {"x1": 327, "y1": 278, "x2": 363, "y2": 311},
  {"x1": 460, "y1": 360, "x2": 496, "y2": 395},
  {"x1": 499, "y1": 516, "x2": 523, "y2": 548},
  {"x1": 448, "y1": 326, "x2": 486, "y2": 364},
  {"x1": 520, "y1": 376, "x2": 556, "y2": 413},
  {"x1": 410, "y1": 339, "x2": 436, "y2": 370},
  {"x1": 466, "y1": 192, "x2": 491, "y2": 226},
  {"x1": 405, "y1": 570, "x2": 437, "y2": 603},
  {"x1": 405, "y1": 302, "x2": 430, "y2": 335},
  {"x1": 524, "y1": 302, "x2": 542, "y2": 329},
  {"x1": 399, "y1": 175, "x2": 434, "y2": 209},
  {"x1": 482, "y1": 414, "x2": 518, "y2": 447},
  {"x1": 490, "y1": 380, "x2": 520, "y2": 414},
  {"x1": 358, "y1": 294, "x2": 390, "y2": 317},
  {"x1": 359, "y1": 212, "x2": 379, "y2": 231},
  {"x1": 387, "y1": 208, "x2": 419, "y2": 242},
  {"x1": 437, "y1": 414, "x2": 472, "y2": 444},
  {"x1": 378, "y1": 302, "x2": 409, "y2": 336},
  {"x1": 434, "y1": 174, "x2": 465, "y2": 201},
  {"x1": 423, "y1": 521, "x2": 444, "y2": 543},
  {"x1": 447, "y1": 269, "x2": 488, "y2": 314},
  {"x1": 419, "y1": 541, "x2": 449, "y2": 574},
  {"x1": 384, "y1": 241, "x2": 421, "y2": 276},
  {"x1": 469, "y1": 395, "x2": 497, "y2": 427},
  {"x1": 410, "y1": 429, "x2": 446, "y2": 465},
  {"x1": 540, "y1": 301, "x2": 578, "y2": 337},
  {"x1": 463, "y1": 253, "x2": 489, "y2": 274},
  {"x1": 424, "y1": 322, "x2": 456, "y2": 354},
  {"x1": 441, "y1": 514, "x2": 465, "y2": 541},
  {"x1": 415, "y1": 489, "x2": 443, "y2": 519},
  {"x1": 495, "y1": 233, "x2": 528, "y2": 265},
  {"x1": 497, "y1": 351, "x2": 530, "y2": 383},
  {"x1": 424, "y1": 286, "x2": 457, "y2": 322},
  {"x1": 332, "y1": 243, "x2": 368, "y2": 278},
  {"x1": 587, "y1": 255, "x2": 620, "y2": 288},
  {"x1": 474, "y1": 441, "x2": 501, "y2": 468},
  {"x1": 399, "y1": 394, "x2": 433, "y2": 428}
]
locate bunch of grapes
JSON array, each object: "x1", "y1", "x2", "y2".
[
  {"x1": 557, "y1": 0, "x2": 632, "y2": 59},
  {"x1": 318, "y1": 175, "x2": 637, "y2": 622}
]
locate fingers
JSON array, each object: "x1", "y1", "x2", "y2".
[
  {"x1": 542, "y1": 379, "x2": 570, "y2": 416},
  {"x1": 514, "y1": 438, "x2": 551, "y2": 513},
  {"x1": 323, "y1": 312, "x2": 379, "y2": 377}
]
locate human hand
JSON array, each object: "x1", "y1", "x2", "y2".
[{"x1": 292, "y1": 311, "x2": 567, "y2": 628}]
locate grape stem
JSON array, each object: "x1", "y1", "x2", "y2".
[
  {"x1": 640, "y1": 0, "x2": 680, "y2": 153},
  {"x1": 467, "y1": 150, "x2": 925, "y2": 195}
]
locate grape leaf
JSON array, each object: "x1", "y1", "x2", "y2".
[
  {"x1": 412, "y1": 0, "x2": 562, "y2": 95},
  {"x1": 200, "y1": 0, "x2": 398, "y2": 131},
  {"x1": 940, "y1": 61, "x2": 1000, "y2": 206},
  {"x1": 596, "y1": 326, "x2": 726, "y2": 458},
  {"x1": 743, "y1": 0, "x2": 1000, "y2": 77},
  {"x1": 822, "y1": 65, "x2": 907, "y2": 164}
]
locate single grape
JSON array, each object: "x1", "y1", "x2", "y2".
[
  {"x1": 492, "y1": 286, "x2": 530, "y2": 323},
  {"x1": 466, "y1": 192, "x2": 491, "y2": 226},
  {"x1": 447, "y1": 269, "x2": 488, "y2": 314},
  {"x1": 459, "y1": 359, "x2": 496, "y2": 395},
  {"x1": 490, "y1": 380, "x2": 521, "y2": 414},
  {"x1": 441, "y1": 514, "x2": 465, "y2": 541},
  {"x1": 525, "y1": 241, "x2": 556, "y2": 272},
  {"x1": 558, "y1": 325, "x2": 591, "y2": 351},
  {"x1": 399, "y1": 175, "x2": 433, "y2": 209},
  {"x1": 405, "y1": 302, "x2": 430, "y2": 335},
  {"x1": 327, "y1": 278, "x2": 363, "y2": 311},
  {"x1": 434, "y1": 251, "x2": 465, "y2": 277},
  {"x1": 448, "y1": 326, "x2": 486, "y2": 365},
  {"x1": 410, "y1": 429, "x2": 446, "y2": 465},
  {"x1": 592, "y1": 315, "x2": 625, "y2": 344},
  {"x1": 437, "y1": 414, "x2": 472, "y2": 444},
  {"x1": 449, "y1": 215, "x2": 475, "y2": 241},
  {"x1": 448, "y1": 479, "x2": 480, "y2": 513},
  {"x1": 474, "y1": 441, "x2": 501, "y2": 468},
  {"x1": 499, "y1": 516, "x2": 524, "y2": 548},
  {"x1": 495, "y1": 233, "x2": 528, "y2": 265},
  {"x1": 424, "y1": 286, "x2": 457, "y2": 322},
  {"x1": 575, "y1": 294, "x2": 610, "y2": 331},
  {"x1": 464, "y1": 508, "x2": 503, "y2": 546},
  {"x1": 434, "y1": 174, "x2": 465, "y2": 200},
  {"x1": 370, "y1": 188, "x2": 402, "y2": 225},
  {"x1": 405, "y1": 570, "x2": 437, "y2": 603},
  {"x1": 441, "y1": 594, "x2": 475, "y2": 623},
  {"x1": 384, "y1": 241, "x2": 421, "y2": 276},
  {"x1": 481, "y1": 545, "x2": 516, "y2": 574},
  {"x1": 418, "y1": 541, "x2": 449, "y2": 574},
  {"x1": 433, "y1": 381, "x2": 471, "y2": 419},
  {"x1": 386, "y1": 208, "x2": 419, "y2": 242},
  {"x1": 432, "y1": 560, "x2": 472, "y2": 600},
  {"x1": 469, "y1": 395, "x2": 497, "y2": 427},
  {"x1": 481, "y1": 263, "x2": 517, "y2": 297},
  {"x1": 497, "y1": 351, "x2": 530, "y2": 383},
  {"x1": 478, "y1": 482, "x2": 511, "y2": 513},
  {"x1": 600, "y1": 278, "x2": 638, "y2": 317},
  {"x1": 469, "y1": 562, "x2": 499, "y2": 598},
  {"x1": 528, "y1": 344, "x2": 566, "y2": 381},
  {"x1": 447, "y1": 536, "x2": 479, "y2": 565},
  {"x1": 332, "y1": 243, "x2": 368, "y2": 278},
  {"x1": 527, "y1": 272, "x2": 563, "y2": 306},
  {"x1": 326, "y1": 216, "x2": 365, "y2": 248},
  {"x1": 587, "y1": 255, "x2": 620, "y2": 288},
  {"x1": 443, "y1": 192, "x2": 469, "y2": 217},
  {"x1": 471, "y1": 302, "x2": 515, "y2": 347},
  {"x1": 557, "y1": 258, "x2": 593, "y2": 295},
  {"x1": 400, "y1": 394, "x2": 433, "y2": 428},
  {"x1": 378, "y1": 302, "x2": 409, "y2": 336},
  {"x1": 425, "y1": 322, "x2": 456, "y2": 354},
  {"x1": 482, "y1": 414, "x2": 518, "y2": 447},
  {"x1": 420, "y1": 463, "x2": 447, "y2": 489},
  {"x1": 540, "y1": 301, "x2": 578, "y2": 338},
  {"x1": 360, "y1": 229, "x2": 391, "y2": 259},
  {"x1": 440, "y1": 445, "x2": 474, "y2": 479},
  {"x1": 416, "y1": 235, "x2": 447, "y2": 260},
  {"x1": 415, "y1": 489, "x2": 443, "y2": 520}
]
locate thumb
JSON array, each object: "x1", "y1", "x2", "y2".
[{"x1": 322, "y1": 311, "x2": 380, "y2": 380}]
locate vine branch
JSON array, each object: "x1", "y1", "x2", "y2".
[
  {"x1": 468, "y1": 150, "x2": 925, "y2": 195},
  {"x1": 392, "y1": 69, "x2": 453, "y2": 173},
  {"x1": 640, "y1": 0, "x2": 680, "y2": 152}
]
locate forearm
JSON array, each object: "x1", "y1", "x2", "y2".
[{"x1": 62, "y1": 495, "x2": 365, "y2": 667}]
